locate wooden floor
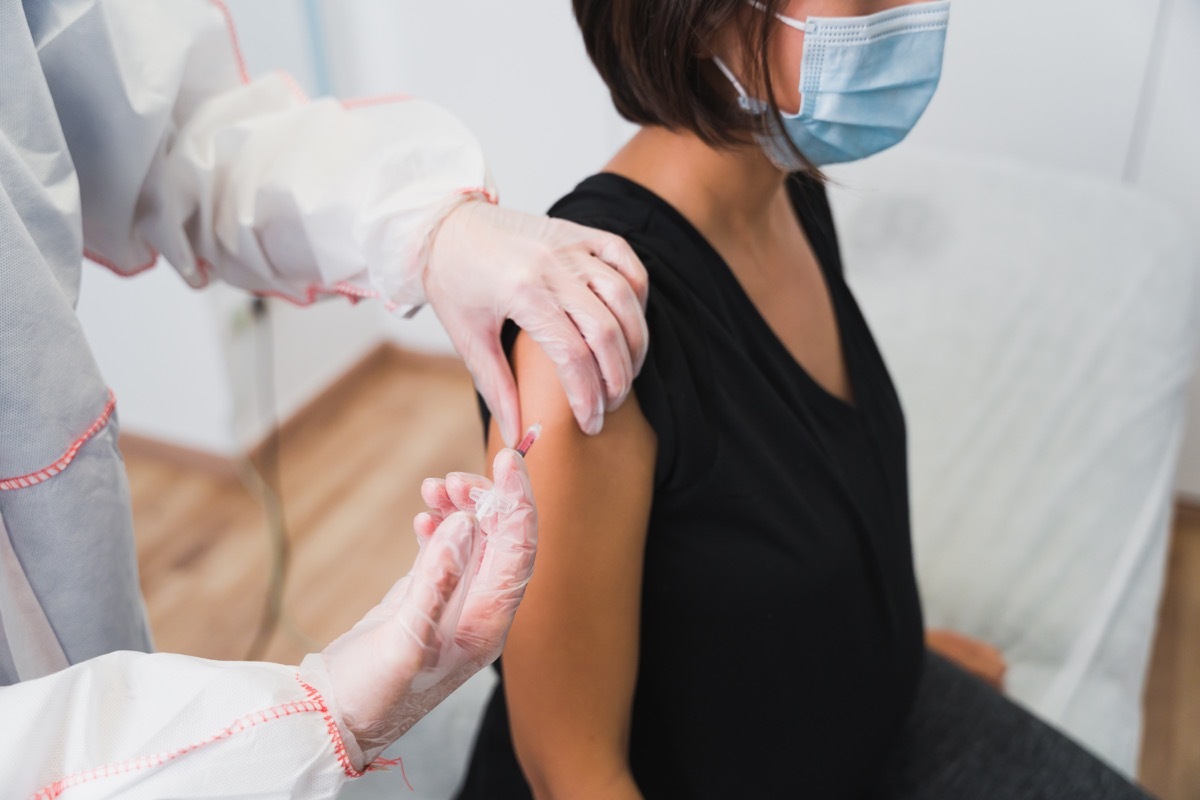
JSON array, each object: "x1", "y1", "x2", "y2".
[
  {"x1": 126, "y1": 346, "x2": 1198, "y2": 798},
  {"x1": 127, "y1": 346, "x2": 485, "y2": 667},
  {"x1": 1142, "y1": 504, "x2": 1200, "y2": 800}
]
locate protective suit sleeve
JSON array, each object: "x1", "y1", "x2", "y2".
[
  {"x1": 5, "y1": 650, "x2": 365, "y2": 800},
  {"x1": 35, "y1": 0, "x2": 492, "y2": 310}
]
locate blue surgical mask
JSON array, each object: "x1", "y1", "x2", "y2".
[{"x1": 714, "y1": 0, "x2": 950, "y2": 167}]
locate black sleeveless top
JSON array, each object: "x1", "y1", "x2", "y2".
[{"x1": 458, "y1": 173, "x2": 924, "y2": 799}]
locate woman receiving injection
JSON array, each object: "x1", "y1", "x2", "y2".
[{"x1": 455, "y1": 1, "x2": 1154, "y2": 798}]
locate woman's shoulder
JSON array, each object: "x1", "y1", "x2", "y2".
[
  {"x1": 546, "y1": 173, "x2": 720, "y2": 493},
  {"x1": 549, "y1": 174, "x2": 696, "y2": 275},
  {"x1": 548, "y1": 173, "x2": 656, "y2": 236},
  {"x1": 549, "y1": 173, "x2": 718, "y2": 307}
]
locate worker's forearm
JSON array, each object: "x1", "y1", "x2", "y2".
[
  {"x1": 54, "y1": 0, "x2": 490, "y2": 309},
  {"x1": 3, "y1": 651, "x2": 358, "y2": 799}
]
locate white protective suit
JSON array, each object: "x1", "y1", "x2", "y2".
[{"x1": 0, "y1": 0, "x2": 504, "y2": 796}]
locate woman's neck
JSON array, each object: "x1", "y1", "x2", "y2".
[{"x1": 603, "y1": 126, "x2": 792, "y2": 252}]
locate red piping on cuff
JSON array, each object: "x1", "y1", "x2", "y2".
[
  {"x1": 91, "y1": 4, "x2": 486, "y2": 311},
  {"x1": 457, "y1": 186, "x2": 499, "y2": 205},
  {"x1": 86, "y1": 247, "x2": 212, "y2": 287},
  {"x1": 276, "y1": 69, "x2": 310, "y2": 103},
  {"x1": 1, "y1": 390, "x2": 116, "y2": 491},
  {"x1": 252, "y1": 281, "x2": 399, "y2": 313},
  {"x1": 85, "y1": 247, "x2": 403, "y2": 312},
  {"x1": 296, "y1": 675, "x2": 364, "y2": 780},
  {"x1": 84, "y1": 248, "x2": 158, "y2": 278}
]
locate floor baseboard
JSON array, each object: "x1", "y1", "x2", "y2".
[{"x1": 118, "y1": 343, "x2": 466, "y2": 478}]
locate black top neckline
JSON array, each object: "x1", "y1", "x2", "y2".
[{"x1": 583, "y1": 171, "x2": 864, "y2": 423}]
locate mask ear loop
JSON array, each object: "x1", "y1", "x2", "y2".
[
  {"x1": 712, "y1": 56, "x2": 771, "y2": 114},
  {"x1": 712, "y1": 56, "x2": 750, "y2": 101},
  {"x1": 740, "y1": 0, "x2": 809, "y2": 120},
  {"x1": 744, "y1": 0, "x2": 809, "y2": 31}
]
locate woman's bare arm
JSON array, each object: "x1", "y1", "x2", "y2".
[{"x1": 487, "y1": 331, "x2": 656, "y2": 799}]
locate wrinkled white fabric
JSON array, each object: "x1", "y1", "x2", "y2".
[
  {"x1": 828, "y1": 149, "x2": 1199, "y2": 774},
  {"x1": 37, "y1": 0, "x2": 492, "y2": 308},
  {"x1": 3, "y1": 651, "x2": 358, "y2": 799},
  {"x1": 0, "y1": 513, "x2": 68, "y2": 679}
]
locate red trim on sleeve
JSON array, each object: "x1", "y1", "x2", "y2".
[
  {"x1": 207, "y1": 0, "x2": 250, "y2": 85},
  {"x1": 251, "y1": 281, "x2": 399, "y2": 313},
  {"x1": 84, "y1": 247, "x2": 159, "y2": 278},
  {"x1": 85, "y1": 248, "x2": 409, "y2": 312},
  {"x1": 27, "y1": 675, "x2": 361, "y2": 799},
  {"x1": 83, "y1": 1, "x2": 492, "y2": 305},
  {"x1": 79, "y1": 2, "x2": 249, "y2": 279},
  {"x1": 276, "y1": 69, "x2": 310, "y2": 103},
  {"x1": 0, "y1": 391, "x2": 116, "y2": 492},
  {"x1": 295, "y1": 675, "x2": 365, "y2": 780},
  {"x1": 457, "y1": 185, "x2": 500, "y2": 205}
]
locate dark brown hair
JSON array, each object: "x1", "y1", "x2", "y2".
[{"x1": 572, "y1": 0, "x2": 818, "y2": 177}]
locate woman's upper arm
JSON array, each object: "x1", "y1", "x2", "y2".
[{"x1": 489, "y1": 330, "x2": 656, "y2": 798}]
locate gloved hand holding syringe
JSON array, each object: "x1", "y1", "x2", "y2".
[
  {"x1": 469, "y1": 424, "x2": 541, "y2": 519},
  {"x1": 311, "y1": 424, "x2": 541, "y2": 768}
]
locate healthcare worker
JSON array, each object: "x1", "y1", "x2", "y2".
[{"x1": 0, "y1": 0, "x2": 648, "y2": 797}]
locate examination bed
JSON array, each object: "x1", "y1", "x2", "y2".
[{"x1": 831, "y1": 149, "x2": 1198, "y2": 775}]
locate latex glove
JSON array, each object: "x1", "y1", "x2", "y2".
[
  {"x1": 926, "y1": 628, "x2": 1007, "y2": 691},
  {"x1": 424, "y1": 200, "x2": 650, "y2": 447},
  {"x1": 313, "y1": 448, "x2": 536, "y2": 767}
]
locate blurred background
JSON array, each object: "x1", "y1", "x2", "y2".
[{"x1": 77, "y1": 2, "x2": 1199, "y2": 798}]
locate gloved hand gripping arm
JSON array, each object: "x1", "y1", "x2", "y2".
[
  {"x1": 426, "y1": 203, "x2": 649, "y2": 445},
  {"x1": 42, "y1": 0, "x2": 648, "y2": 443}
]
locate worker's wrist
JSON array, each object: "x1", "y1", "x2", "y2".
[
  {"x1": 298, "y1": 653, "x2": 368, "y2": 773},
  {"x1": 421, "y1": 189, "x2": 498, "y2": 282},
  {"x1": 360, "y1": 186, "x2": 495, "y2": 318}
]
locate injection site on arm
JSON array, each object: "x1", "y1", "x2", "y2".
[{"x1": 470, "y1": 424, "x2": 541, "y2": 520}]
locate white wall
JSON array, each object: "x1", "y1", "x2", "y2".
[
  {"x1": 211, "y1": 284, "x2": 384, "y2": 451},
  {"x1": 908, "y1": 0, "x2": 1160, "y2": 178},
  {"x1": 890, "y1": 0, "x2": 1200, "y2": 497},
  {"x1": 78, "y1": 263, "x2": 235, "y2": 453}
]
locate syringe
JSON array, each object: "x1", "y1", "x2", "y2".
[{"x1": 470, "y1": 423, "x2": 541, "y2": 519}]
